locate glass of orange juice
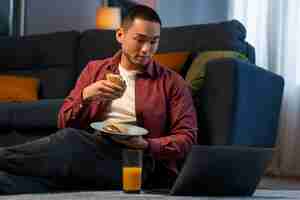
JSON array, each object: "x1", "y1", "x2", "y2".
[{"x1": 122, "y1": 148, "x2": 143, "y2": 193}]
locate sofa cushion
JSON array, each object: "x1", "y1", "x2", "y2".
[
  {"x1": 0, "y1": 103, "x2": 14, "y2": 129},
  {"x1": 0, "y1": 31, "x2": 80, "y2": 98},
  {"x1": 158, "y1": 20, "x2": 255, "y2": 65},
  {"x1": 185, "y1": 51, "x2": 249, "y2": 96},
  {"x1": 0, "y1": 65, "x2": 76, "y2": 99},
  {"x1": 159, "y1": 20, "x2": 245, "y2": 49},
  {"x1": 195, "y1": 58, "x2": 236, "y2": 145},
  {"x1": 196, "y1": 58, "x2": 284, "y2": 146},
  {"x1": 0, "y1": 75, "x2": 40, "y2": 102},
  {"x1": 153, "y1": 52, "x2": 190, "y2": 73},
  {"x1": 229, "y1": 60, "x2": 284, "y2": 147},
  {"x1": 78, "y1": 29, "x2": 120, "y2": 72},
  {"x1": 0, "y1": 31, "x2": 80, "y2": 67},
  {"x1": 12, "y1": 99, "x2": 64, "y2": 129},
  {"x1": 0, "y1": 99, "x2": 64, "y2": 130}
]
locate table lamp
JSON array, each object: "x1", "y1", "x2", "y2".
[{"x1": 96, "y1": 0, "x2": 121, "y2": 30}]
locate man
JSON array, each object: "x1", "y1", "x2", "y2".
[{"x1": 0, "y1": 5, "x2": 197, "y2": 194}]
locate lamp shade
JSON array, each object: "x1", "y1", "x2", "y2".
[{"x1": 96, "y1": 7, "x2": 121, "y2": 30}]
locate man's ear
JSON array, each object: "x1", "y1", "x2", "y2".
[{"x1": 116, "y1": 28, "x2": 124, "y2": 44}]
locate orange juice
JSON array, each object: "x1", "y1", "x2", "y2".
[{"x1": 122, "y1": 167, "x2": 142, "y2": 193}]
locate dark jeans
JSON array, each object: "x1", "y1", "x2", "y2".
[{"x1": 0, "y1": 128, "x2": 155, "y2": 194}]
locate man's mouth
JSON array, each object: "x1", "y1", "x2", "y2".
[
  {"x1": 137, "y1": 55, "x2": 146, "y2": 58},
  {"x1": 136, "y1": 56, "x2": 149, "y2": 61}
]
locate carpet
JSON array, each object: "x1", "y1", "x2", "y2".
[
  {"x1": 258, "y1": 176, "x2": 300, "y2": 190},
  {"x1": 0, "y1": 190, "x2": 299, "y2": 200}
]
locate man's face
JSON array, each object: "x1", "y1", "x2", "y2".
[{"x1": 116, "y1": 18, "x2": 160, "y2": 69}]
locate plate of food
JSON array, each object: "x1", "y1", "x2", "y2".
[{"x1": 90, "y1": 120, "x2": 148, "y2": 137}]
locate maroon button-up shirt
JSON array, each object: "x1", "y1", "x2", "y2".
[{"x1": 58, "y1": 51, "x2": 198, "y2": 175}]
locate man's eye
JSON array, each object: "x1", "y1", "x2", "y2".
[
  {"x1": 150, "y1": 40, "x2": 158, "y2": 45},
  {"x1": 134, "y1": 38, "x2": 145, "y2": 43}
]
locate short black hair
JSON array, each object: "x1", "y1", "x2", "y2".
[{"x1": 121, "y1": 5, "x2": 162, "y2": 30}]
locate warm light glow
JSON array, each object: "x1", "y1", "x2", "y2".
[{"x1": 96, "y1": 7, "x2": 121, "y2": 30}]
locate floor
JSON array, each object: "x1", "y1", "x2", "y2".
[
  {"x1": 0, "y1": 189, "x2": 300, "y2": 200},
  {"x1": 0, "y1": 176, "x2": 299, "y2": 200},
  {"x1": 258, "y1": 175, "x2": 300, "y2": 190}
]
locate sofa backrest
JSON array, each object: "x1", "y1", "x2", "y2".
[
  {"x1": 0, "y1": 20, "x2": 255, "y2": 101},
  {"x1": 159, "y1": 20, "x2": 254, "y2": 60},
  {"x1": 0, "y1": 31, "x2": 80, "y2": 99},
  {"x1": 77, "y1": 20, "x2": 255, "y2": 74},
  {"x1": 77, "y1": 29, "x2": 120, "y2": 75}
]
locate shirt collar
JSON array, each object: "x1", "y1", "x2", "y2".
[{"x1": 108, "y1": 50, "x2": 155, "y2": 78}]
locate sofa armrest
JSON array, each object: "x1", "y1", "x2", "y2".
[
  {"x1": 196, "y1": 58, "x2": 284, "y2": 147},
  {"x1": 0, "y1": 99, "x2": 64, "y2": 130}
]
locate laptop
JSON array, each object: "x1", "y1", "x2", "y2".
[{"x1": 145, "y1": 145, "x2": 273, "y2": 196}]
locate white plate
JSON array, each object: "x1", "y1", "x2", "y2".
[{"x1": 90, "y1": 121, "x2": 148, "y2": 136}]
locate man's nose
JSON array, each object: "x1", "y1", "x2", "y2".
[{"x1": 141, "y1": 42, "x2": 151, "y2": 54}]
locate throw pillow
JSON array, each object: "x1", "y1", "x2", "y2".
[
  {"x1": 153, "y1": 52, "x2": 190, "y2": 73},
  {"x1": 0, "y1": 75, "x2": 40, "y2": 102},
  {"x1": 185, "y1": 51, "x2": 248, "y2": 95}
]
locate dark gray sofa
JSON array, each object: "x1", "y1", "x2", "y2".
[{"x1": 0, "y1": 20, "x2": 284, "y2": 148}]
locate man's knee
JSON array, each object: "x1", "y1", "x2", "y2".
[
  {"x1": 52, "y1": 128, "x2": 91, "y2": 147},
  {"x1": 55, "y1": 128, "x2": 81, "y2": 139},
  {"x1": 57, "y1": 127, "x2": 78, "y2": 134}
]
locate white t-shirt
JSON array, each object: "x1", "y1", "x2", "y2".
[{"x1": 105, "y1": 64, "x2": 139, "y2": 123}]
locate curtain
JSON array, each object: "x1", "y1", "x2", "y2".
[{"x1": 228, "y1": 0, "x2": 300, "y2": 176}]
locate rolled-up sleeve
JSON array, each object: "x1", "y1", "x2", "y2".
[{"x1": 57, "y1": 61, "x2": 108, "y2": 129}]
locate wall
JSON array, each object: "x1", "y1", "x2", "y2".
[
  {"x1": 25, "y1": 0, "x2": 229, "y2": 35},
  {"x1": 25, "y1": 0, "x2": 98, "y2": 35},
  {"x1": 0, "y1": 0, "x2": 10, "y2": 21},
  {"x1": 157, "y1": 0, "x2": 229, "y2": 27},
  {"x1": 0, "y1": 0, "x2": 10, "y2": 35}
]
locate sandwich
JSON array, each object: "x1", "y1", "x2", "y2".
[
  {"x1": 103, "y1": 121, "x2": 128, "y2": 134},
  {"x1": 106, "y1": 73, "x2": 126, "y2": 88}
]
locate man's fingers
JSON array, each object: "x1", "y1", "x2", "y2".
[
  {"x1": 94, "y1": 91, "x2": 120, "y2": 101},
  {"x1": 83, "y1": 79, "x2": 125, "y2": 102},
  {"x1": 102, "y1": 80, "x2": 125, "y2": 92},
  {"x1": 110, "y1": 136, "x2": 144, "y2": 149},
  {"x1": 100, "y1": 81, "x2": 125, "y2": 97},
  {"x1": 97, "y1": 82, "x2": 116, "y2": 94},
  {"x1": 91, "y1": 81, "x2": 123, "y2": 98},
  {"x1": 110, "y1": 136, "x2": 132, "y2": 146}
]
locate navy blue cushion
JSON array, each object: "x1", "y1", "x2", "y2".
[
  {"x1": 0, "y1": 103, "x2": 14, "y2": 129},
  {"x1": 196, "y1": 59, "x2": 236, "y2": 145},
  {"x1": 230, "y1": 60, "x2": 284, "y2": 147},
  {"x1": 78, "y1": 29, "x2": 120, "y2": 72},
  {"x1": 0, "y1": 99, "x2": 64, "y2": 130},
  {"x1": 0, "y1": 31, "x2": 79, "y2": 67},
  {"x1": 159, "y1": 20, "x2": 248, "y2": 53},
  {"x1": 197, "y1": 58, "x2": 284, "y2": 147}
]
